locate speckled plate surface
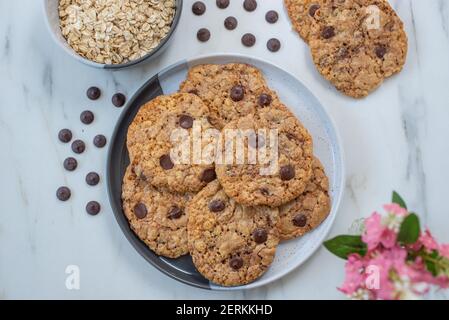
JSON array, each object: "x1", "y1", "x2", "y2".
[{"x1": 107, "y1": 53, "x2": 345, "y2": 290}]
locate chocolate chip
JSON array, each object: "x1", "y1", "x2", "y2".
[
  {"x1": 265, "y1": 10, "x2": 279, "y2": 23},
  {"x1": 200, "y1": 168, "x2": 217, "y2": 182},
  {"x1": 197, "y1": 28, "x2": 211, "y2": 42},
  {"x1": 209, "y1": 199, "x2": 225, "y2": 212},
  {"x1": 216, "y1": 0, "x2": 229, "y2": 9},
  {"x1": 56, "y1": 186, "x2": 71, "y2": 201},
  {"x1": 375, "y1": 45, "x2": 387, "y2": 59},
  {"x1": 63, "y1": 157, "x2": 78, "y2": 171},
  {"x1": 134, "y1": 203, "x2": 147, "y2": 219},
  {"x1": 260, "y1": 188, "x2": 270, "y2": 196},
  {"x1": 179, "y1": 114, "x2": 194, "y2": 129},
  {"x1": 188, "y1": 89, "x2": 199, "y2": 95},
  {"x1": 241, "y1": 33, "x2": 256, "y2": 47},
  {"x1": 192, "y1": 1, "x2": 206, "y2": 15},
  {"x1": 230, "y1": 85, "x2": 245, "y2": 101},
  {"x1": 86, "y1": 201, "x2": 101, "y2": 215},
  {"x1": 309, "y1": 4, "x2": 320, "y2": 17},
  {"x1": 224, "y1": 16, "x2": 238, "y2": 30},
  {"x1": 112, "y1": 93, "x2": 126, "y2": 107},
  {"x1": 80, "y1": 110, "x2": 94, "y2": 124},
  {"x1": 159, "y1": 154, "x2": 174, "y2": 170},
  {"x1": 280, "y1": 165, "x2": 295, "y2": 181},
  {"x1": 229, "y1": 256, "x2": 243, "y2": 270},
  {"x1": 258, "y1": 93, "x2": 272, "y2": 107},
  {"x1": 267, "y1": 38, "x2": 281, "y2": 52},
  {"x1": 293, "y1": 214, "x2": 307, "y2": 227},
  {"x1": 93, "y1": 134, "x2": 107, "y2": 148},
  {"x1": 87, "y1": 86, "x2": 101, "y2": 100},
  {"x1": 167, "y1": 205, "x2": 183, "y2": 219},
  {"x1": 58, "y1": 129, "x2": 72, "y2": 143},
  {"x1": 321, "y1": 26, "x2": 335, "y2": 39},
  {"x1": 253, "y1": 228, "x2": 268, "y2": 243},
  {"x1": 243, "y1": 0, "x2": 257, "y2": 12},
  {"x1": 71, "y1": 140, "x2": 85, "y2": 154},
  {"x1": 85, "y1": 172, "x2": 100, "y2": 186},
  {"x1": 248, "y1": 133, "x2": 265, "y2": 149}
]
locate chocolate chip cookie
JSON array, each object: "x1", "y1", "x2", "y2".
[
  {"x1": 187, "y1": 180, "x2": 280, "y2": 286},
  {"x1": 285, "y1": 0, "x2": 318, "y2": 42},
  {"x1": 307, "y1": 0, "x2": 408, "y2": 98},
  {"x1": 278, "y1": 157, "x2": 331, "y2": 240},
  {"x1": 216, "y1": 107, "x2": 314, "y2": 207},
  {"x1": 127, "y1": 93, "x2": 217, "y2": 193},
  {"x1": 122, "y1": 165, "x2": 192, "y2": 258},
  {"x1": 179, "y1": 63, "x2": 282, "y2": 129}
]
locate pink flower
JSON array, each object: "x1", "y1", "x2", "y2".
[
  {"x1": 339, "y1": 254, "x2": 366, "y2": 296},
  {"x1": 419, "y1": 229, "x2": 439, "y2": 251},
  {"x1": 440, "y1": 244, "x2": 449, "y2": 259},
  {"x1": 362, "y1": 212, "x2": 384, "y2": 251},
  {"x1": 383, "y1": 203, "x2": 408, "y2": 217}
]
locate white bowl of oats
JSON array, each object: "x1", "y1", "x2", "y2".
[{"x1": 43, "y1": 0, "x2": 182, "y2": 69}]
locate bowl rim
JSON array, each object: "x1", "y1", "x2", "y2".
[
  {"x1": 41, "y1": 0, "x2": 183, "y2": 69},
  {"x1": 106, "y1": 52, "x2": 346, "y2": 290}
]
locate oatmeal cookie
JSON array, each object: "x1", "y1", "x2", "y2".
[
  {"x1": 179, "y1": 63, "x2": 283, "y2": 129},
  {"x1": 278, "y1": 157, "x2": 331, "y2": 241},
  {"x1": 127, "y1": 93, "x2": 217, "y2": 193},
  {"x1": 285, "y1": 0, "x2": 319, "y2": 42},
  {"x1": 187, "y1": 180, "x2": 280, "y2": 286},
  {"x1": 216, "y1": 107, "x2": 314, "y2": 207},
  {"x1": 308, "y1": 0, "x2": 408, "y2": 98},
  {"x1": 122, "y1": 165, "x2": 192, "y2": 258}
]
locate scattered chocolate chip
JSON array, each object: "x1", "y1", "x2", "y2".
[
  {"x1": 321, "y1": 26, "x2": 335, "y2": 39},
  {"x1": 309, "y1": 4, "x2": 320, "y2": 17},
  {"x1": 243, "y1": 0, "x2": 257, "y2": 12},
  {"x1": 280, "y1": 165, "x2": 295, "y2": 181},
  {"x1": 71, "y1": 140, "x2": 85, "y2": 154},
  {"x1": 58, "y1": 129, "x2": 72, "y2": 143},
  {"x1": 293, "y1": 214, "x2": 307, "y2": 227},
  {"x1": 188, "y1": 89, "x2": 199, "y2": 95},
  {"x1": 86, "y1": 201, "x2": 101, "y2": 215},
  {"x1": 192, "y1": 1, "x2": 206, "y2": 15},
  {"x1": 63, "y1": 157, "x2": 78, "y2": 171},
  {"x1": 209, "y1": 199, "x2": 226, "y2": 212},
  {"x1": 85, "y1": 172, "x2": 100, "y2": 186},
  {"x1": 248, "y1": 133, "x2": 265, "y2": 149},
  {"x1": 216, "y1": 0, "x2": 229, "y2": 9},
  {"x1": 229, "y1": 256, "x2": 243, "y2": 270},
  {"x1": 112, "y1": 93, "x2": 126, "y2": 107},
  {"x1": 260, "y1": 188, "x2": 270, "y2": 196},
  {"x1": 93, "y1": 134, "x2": 107, "y2": 148},
  {"x1": 167, "y1": 205, "x2": 183, "y2": 219},
  {"x1": 80, "y1": 110, "x2": 94, "y2": 124},
  {"x1": 241, "y1": 33, "x2": 256, "y2": 47},
  {"x1": 265, "y1": 10, "x2": 279, "y2": 23},
  {"x1": 159, "y1": 154, "x2": 174, "y2": 170},
  {"x1": 375, "y1": 45, "x2": 387, "y2": 59},
  {"x1": 253, "y1": 228, "x2": 268, "y2": 243},
  {"x1": 200, "y1": 168, "x2": 217, "y2": 183},
  {"x1": 197, "y1": 28, "x2": 211, "y2": 42},
  {"x1": 134, "y1": 203, "x2": 148, "y2": 219},
  {"x1": 267, "y1": 38, "x2": 281, "y2": 52},
  {"x1": 179, "y1": 114, "x2": 194, "y2": 129},
  {"x1": 224, "y1": 16, "x2": 238, "y2": 30},
  {"x1": 230, "y1": 85, "x2": 245, "y2": 101},
  {"x1": 258, "y1": 93, "x2": 272, "y2": 107},
  {"x1": 87, "y1": 86, "x2": 101, "y2": 100},
  {"x1": 56, "y1": 186, "x2": 71, "y2": 201}
]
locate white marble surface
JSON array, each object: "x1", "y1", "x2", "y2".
[{"x1": 1, "y1": 0, "x2": 449, "y2": 299}]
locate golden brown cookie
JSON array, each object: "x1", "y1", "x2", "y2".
[
  {"x1": 122, "y1": 165, "x2": 193, "y2": 258},
  {"x1": 285, "y1": 0, "x2": 318, "y2": 42},
  {"x1": 278, "y1": 157, "x2": 331, "y2": 241},
  {"x1": 187, "y1": 180, "x2": 280, "y2": 286},
  {"x1": 215, "y1": 107, "x2": 314, "y2": 207}
]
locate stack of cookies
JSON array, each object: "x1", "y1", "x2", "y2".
[
  {"x1": 122, "y1": 63, "x2": 331, "y2": 286},
  {"x1": 285, "y1": 0, "x2": 408, "y2": 98}
]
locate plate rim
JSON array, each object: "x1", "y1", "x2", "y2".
[{"x1": 106, "y1": 53, "x2": 346, "y2": 291}]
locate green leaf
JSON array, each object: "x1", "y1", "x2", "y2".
[
  {"x1": 392, "y1": 191, "x2": 407, "y2": 209},
  {"x1": 397, "y1": 213, "x2": 420, "y2": 244},
  {"x1": 323, "y1": 235, "x2": 367, "y2": 260}
]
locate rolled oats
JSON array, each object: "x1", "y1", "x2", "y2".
[{"x1": 59, "y1": 0, "x2": 176, "y2": 64}]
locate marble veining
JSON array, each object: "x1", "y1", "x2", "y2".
[{"x1": 0, "y1": 0, "x2": 449, "y2": 299}]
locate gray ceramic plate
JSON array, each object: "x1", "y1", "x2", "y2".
[{"x1": 107, "y1": 54, "x2": 345, "y2": 290}]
